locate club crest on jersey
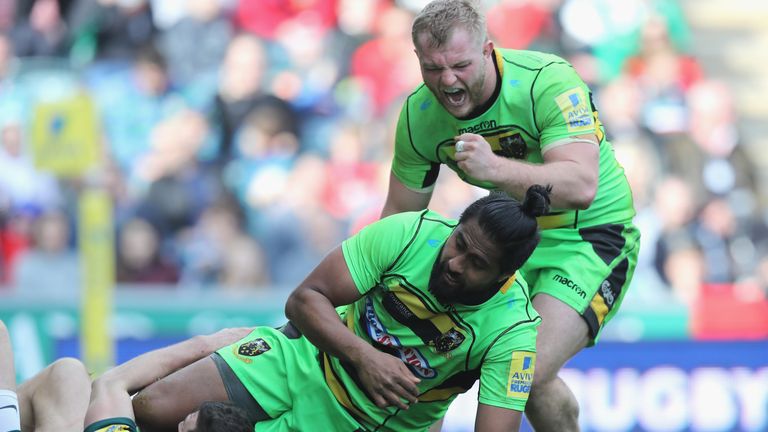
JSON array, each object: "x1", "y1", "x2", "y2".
[
  {"x1": 432, "y1": 329, "x2": 465, "y2": 353},
  {"x1": 238, "y1": 338, "x2": 271, "y2": 357},
  {"x1": 94, "y1": 426, "x2": 132, "y2": 432},
  {"x1": 496, "y1": 133, "x2": 527, "y2": 159}
]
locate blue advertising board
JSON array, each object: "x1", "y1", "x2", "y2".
[{"x1": 443, "y1": 341, "x2": 767, "y2": 432}]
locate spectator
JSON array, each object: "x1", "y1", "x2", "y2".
[
  {"x1": 0, "y1": 114, "x2": 62, "y2": 214},
  {"x1": 94, "y1": 44, "x2": 188, "y2": 179},
  {"x1": 158, "y1": 0, "x2": 232, "y2": 87},
  {"x1": 320, "y1": 120, "x2": 383, "y2": 221},
  {"x1": 0, "y1": 210, "x2": 33, "y2": 287},
  {"x1": 269, "y1": 14, "x2": 343, "y2": 152},
  {"x1": 348, "y1": 4, "x2": 420, "y2": 117},
  {"x1": 0, "y1": 0, "x2": 17, "y2": 33},
  {"x1": 218, "y1": 237, "x2": 270, "y2": 292},
  {"x1": 68, "y1": 0, "x2": 156, "y2": 62},
  {"x1": 133, "y1": 109, "x2": 221, "y2": 237},
  {"x1": 559, "y1": 0, "x2": 692, "y2": 81},
  {"x1": 223, "y1": 102, "x2": 301, "y2": 235},
  {"x1": 9, "y1": 0, "x2": 68, "y2": 58},
  {"x1": 693, "y1": 197, "x2": 768, "y2": 285},
  {"x1": 649, "y1": 176, "x2": 698, "y2": 300},
  {"x1": 487, "y1": 0, "x2": 561, "y2": 52},
  {"x1": 176, "y1": 200, "x2": 249, "y2": 289},
  {"x1": 0, "y1": 32, "x2": 15, "y2": 80},
  {"x1": 233, "y1": 0, "x2": 336, "y2": 41},
  {"x1": 116, "y1": 216, "x2": 179, "y2": 285},
  {"x1": 255, "y1": 154, "x2": 343, "y2": 286},
  {"x1": 624, "y1": 14, "x2": 703, "y2": 136},
  {"x1": 12, "y1": 210, "x2": 80, "y2": 296},
  {"x1": 659, "y1": 229, "x2": 705, "y2": 305},
  {"x1": 211, "y1": 34, "x2": 298, "y2": 162}
]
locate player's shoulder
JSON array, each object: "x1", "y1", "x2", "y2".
[
  {"x1": 373, "y1": 210, "x2": 455, "y2": 247},
  {"x1": 497, "y1": 48, "x2": 571, "y2": 72},
  {"x1": 402, "y1": 82, "x2": 439, "y2": 113},
  {"x1": 381, "y1": 209, "x2": 455, "y2": 232}
]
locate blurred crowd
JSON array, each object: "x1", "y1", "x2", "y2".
[{"x1": 0, "y1": 0, "x2": 766, "y2": 319}]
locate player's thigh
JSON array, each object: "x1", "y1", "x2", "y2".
[
  {"x1": 531, "y1": 293, "x2": 589, "y2": 384},
  {"x1": 133, "y1": 356, "x2": 227, "y2": 427}
]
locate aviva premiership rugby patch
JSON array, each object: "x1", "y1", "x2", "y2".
[
  {"x1": 506, "y1": 351, "x2": 536, "y2": 398},
  {"x1": 238, "y1": 338, "x2": 271, "y2": 357},
  {"x1": 555, "y1": 87, "x2": 594, "y2": 133}
]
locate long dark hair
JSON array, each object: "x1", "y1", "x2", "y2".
[
  {"x1": 459, "y1": 185, "x2": 552, "y2": 274},
  {"x1": 195, "y1": 401, "x2": 253, "y2": 432}
]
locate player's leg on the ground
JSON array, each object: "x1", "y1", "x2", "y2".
[
  {"x1": 0, "y1": 321, "x2": 21, "y2": 432},
  {"x1": 133, "y1": 356, "x2": 228, "y2": 432},
  {"x1": 16, "y1": 357, "x2": 91, "y2": 432},
  {"x1": 524, "y1": 293, "x2": 589, "y2": 432}
]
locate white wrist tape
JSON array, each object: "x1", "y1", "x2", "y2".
[{"x1": 0, "y1": 390, "x2": 20, "y2": 432}]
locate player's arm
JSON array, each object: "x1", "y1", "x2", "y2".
[
  {"x1": 0, "y1": 320, "x2": 21, "y2": 432},
  {"x1": 454, "y1": 133, "x2": 598, "y2": 209},
  {"x1": 474, "y1": 404, "x2": 522, "y2": 432},
  {"x1": 85, "y1": 327, "x2": 251, "y2": 424},
  {"x1": 0, "y1": 320, "x2": 14, "y2": 391},
  {"x1": 380, "y1": 172, "x2": 433, "y2": 218},
  {"x1": 285, "y1": 246, "x2": 421, "y2": 409}
]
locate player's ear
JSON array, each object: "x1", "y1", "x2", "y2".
[{"x1": 483, "y1": 39, "x2": 494, "y2": 57}]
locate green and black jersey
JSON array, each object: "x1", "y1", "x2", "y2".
[
  {"x1": 331, "y1": 210, "x2": 540, "y2": 430},
  {"x1": 392, "y1": 48, "x2": 635, "y2": 229}
]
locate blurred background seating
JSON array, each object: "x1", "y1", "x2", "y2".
[{"x1": 0, "y1": 1, "x2": 767, "y2": 430}]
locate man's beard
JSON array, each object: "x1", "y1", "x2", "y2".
[
  {"x1": 428, "y1": 258, "x2": 503, "y2": 307},
  {"x1": 428, "y1": 258, "x2": 463, "y2": 305}
]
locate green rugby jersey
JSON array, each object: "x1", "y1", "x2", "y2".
[
  {"x1": 392, "y1": 48, "x2": 635, "y2": 229},
  {"x1": 335, "y1": 210, "x2": 540, "y2": 431}
]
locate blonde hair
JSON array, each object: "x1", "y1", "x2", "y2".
[{"x1": 412, "y1": 0, "x2": 487, "y2": 49}]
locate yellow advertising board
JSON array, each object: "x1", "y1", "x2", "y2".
[{"x1": 30, "y1": 93, "x2": 99, "y2": 177}]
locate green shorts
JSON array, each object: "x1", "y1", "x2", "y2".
[
  {"x1": 521, "y1": 222, "x2": 640, "y2": 344},
  {"x1": 218, "y1": 326, "x2": 365, "y2": 431},
  {"x1": 83, "y1": 418, "x2": 137, "y2": 432}
]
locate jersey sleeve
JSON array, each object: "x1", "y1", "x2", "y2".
[
  {"x1": 533, "y1": 62, "x2": 599, "y2": 152},
  {"x1": 391, "y1": 103, "x2": 439, "y2": 192},
  {"x1": 342, "y1": 212, "x2": 419, "y2": 296},
  {"x1": 477, "y1": 325, "x2": 537, "y2": 411}
]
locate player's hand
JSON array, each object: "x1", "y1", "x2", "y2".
[
  {"x1": 353, "y1": 348, "x2": 421, "y2": 410},
  {"x1": 453, "y1": 133, "x2": 502, "y2": 183}
]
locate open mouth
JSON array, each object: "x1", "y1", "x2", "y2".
[
  {"x1": 443, "y1": 88, "x2": 466, "y2": 106},
  {"x1": 443, "y1": 272, "x2": 460, "y2": 287}
]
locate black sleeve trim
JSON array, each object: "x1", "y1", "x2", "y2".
[
  {"x1": 529, "y1": 61, "x2": 569, "y2": 134},
  {"x1": 383, "y1": 210, "x2": 431, "y2": 273}
]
